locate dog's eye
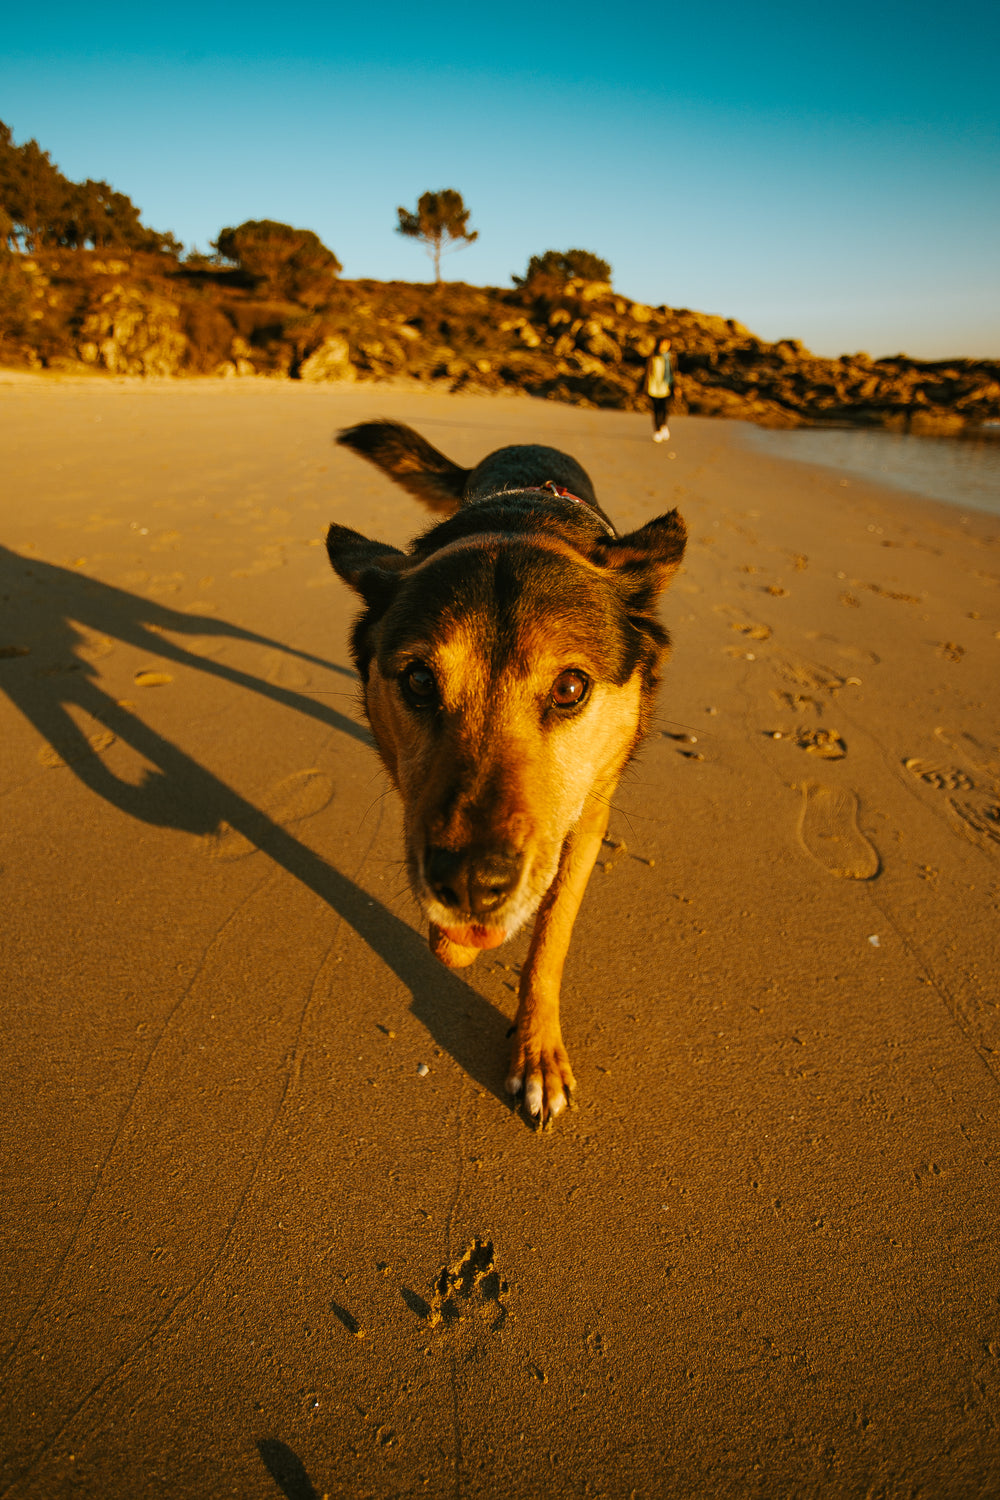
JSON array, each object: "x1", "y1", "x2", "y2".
[
  {"x1": 400, "y1": 662, "x2": 438, "y2": 708},
  {"x1": 550, "y1": 669, "x2": 590, "y2": 710}
]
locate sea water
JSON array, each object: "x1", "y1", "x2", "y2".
[{"x1": 739, "y1": 424, "x2": 1000, "y2": 517}]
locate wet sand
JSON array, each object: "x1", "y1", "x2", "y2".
[{"x1": 1, "y1": 375, "x2": 998, "y2": 1499}]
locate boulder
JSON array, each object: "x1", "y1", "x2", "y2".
[
  {"x1": 297, "y1": 334, "x2": 354, "y2": 382},
  {"x1": 77, "y1": 284, "x2": 186, "y2": 376},
  {"x1": 579, "y1": 322, "x2": 622, "y2": 363}
]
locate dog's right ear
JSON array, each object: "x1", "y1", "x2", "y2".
[{"x1": 325, "y1": 523, "x2": 407, "y2": 609}]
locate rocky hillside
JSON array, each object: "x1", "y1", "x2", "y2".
[{"x1": 2, "y1": 249, "x2": 997, "y2": 432}]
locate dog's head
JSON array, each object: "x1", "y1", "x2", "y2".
[{"x1": 326, "y1": 507, "x2": 686, "y2": 946}]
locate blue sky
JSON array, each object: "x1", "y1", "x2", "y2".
[{"x1": 2, "y1": 0, "x2": 997, "y2": 358}]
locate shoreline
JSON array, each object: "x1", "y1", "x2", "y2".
[{"x1": 736, "y1": 418, "x2": 1000, "y2": 519}]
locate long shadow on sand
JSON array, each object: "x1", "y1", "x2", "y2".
[{"x1": 0, "y1": 546, "x2": 511, "y2": 1102}]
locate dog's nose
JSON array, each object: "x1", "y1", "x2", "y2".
[{"x1": 425, "y1": 845, "x2": 523, "y2": 916}]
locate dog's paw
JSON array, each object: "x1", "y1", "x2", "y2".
[{"x1": 506, "y1": 1030, "x2": 577, "y2": 1128}]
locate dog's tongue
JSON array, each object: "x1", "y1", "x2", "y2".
[
  {"x1": 440, "y1": 923, "x2": 507, "y2": 950},
  {"x1": 429, "y1": 921, "x2": 507, "y2": 969}
]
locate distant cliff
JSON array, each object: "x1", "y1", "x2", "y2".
[{"x1": 1, "y1": 249, "x2": 997, "y2": 433}]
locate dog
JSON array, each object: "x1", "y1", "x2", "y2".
[{"x1": 327, "y1": 421, "x2": 686, "y2": 1125}]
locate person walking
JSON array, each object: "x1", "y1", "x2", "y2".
[{"x1": 645, "y1": 336, "x2": 674, "y2": 443}]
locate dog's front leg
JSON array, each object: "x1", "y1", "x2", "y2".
[{"x1": 506, "y1": 794, "x2": 611, "y2": 1126}]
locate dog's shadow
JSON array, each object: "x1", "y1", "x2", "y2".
[{"x1": 0, "y1": 546, "x2": 513, "y2": 1106}]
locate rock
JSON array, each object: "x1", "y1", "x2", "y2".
[
  {"x1": 297, "y1": 334, "x2": 354, "y2": 382},
  {"x1": 579, "y1": 321, "x2": 622, "y2": 362},
  {"x1": 907, "y1": 411, "x2": 966, "y2": 436},
  {"x1": 568, "y1": 279, "x2": 614, "y2": 302},
  {"x1": 569, "y1": 351, "x2": 613, "y2": 378},
  {"x1": 77, "y1": 284, "x2": 186, "y2": 375},
  {"x1": 626, "y1": 332, "x2": 656, "y2": 360}
]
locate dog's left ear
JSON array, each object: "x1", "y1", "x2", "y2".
[
  {"x1": 326, "y1": 522, "x2": 407, "y2": 609},
  {"x1": 592, "y1": 509, "x2": 687, "y2": 610}
]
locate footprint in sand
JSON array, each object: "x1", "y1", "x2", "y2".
[
  {"x1": 134, "y1": 669, "x2": 173, "y2": 687},
  {"x1": 75, "y1": 629, "x2": 115, "y2": 663},
  {"x1": 731, "y1": 621, "x2": 772, "y2": 641},
  {"x1": 903, "y1": 758, "x2": 974, "y2": 792},
  {"x1": 260, "y1": 648, "x2": 310, "y2": 690},
  {"x1": 770, "y1": 726, "x2": 847, "y2": 760},
  {"x1": 202, "y1": 769, "x2": 334, "y2": 861},
  {"x1": 178, "y1": 634, "x2": 225, "y2": 657},
  {"x1": 231, "y1": 546, "x2": 287, "y2": 580},
  {"x1": 795, "y1": 782, "x2": 881, "y2": 880},
  {"x1": 948, "y1": 798, "x2": 1000, "y2": 854},
  {"x1": 903, "y1": 740, "x2": 1000, "y2": 855},
  {"x1": 933, "y1": 726, "x2": 1000, "y2": 781},
  {"x1": 38, "y1": 729, "x2": 116, "y2": 768},
  {"x1": 715, "y1": 606, "x2": 773, "y2": 642},
  {"x1": 420, "y1": 1240, "x2": 509, "y2": 1333},
  {"x1": 771, "y1": 651, "x2": 860, "y2": 696},
  {"x1": 811, "y1": 640, "x2": 880, "y2": 668},
  {"x1": 146, "y1": 573, "x2": 185, "y2": 597}
]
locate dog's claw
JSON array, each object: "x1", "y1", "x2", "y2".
[{"x1": 508, "y1": 1046, "x2": 574, "y2": 1128}]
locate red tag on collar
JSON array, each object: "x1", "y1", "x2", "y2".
[{"x1": 524, "y1": 481, "x2": 616, "y2": 537}]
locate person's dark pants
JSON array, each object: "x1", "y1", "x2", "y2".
[{"x1": 651, "y1": 396, "x2": 670, "y2": 430}]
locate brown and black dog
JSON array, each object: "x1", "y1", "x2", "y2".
[{"x1": 327, "y1": 421, "x2": 686, "y2": 1125}]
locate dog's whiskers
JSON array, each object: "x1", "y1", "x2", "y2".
[
  {"x1": 357, "y1": 786, "x2": 394, "y2": 834},
  {"x1": 651, "y1": 713, "x2": 717, "y2": 740}
]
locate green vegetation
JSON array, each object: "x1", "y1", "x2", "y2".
[
  {"x1": 0, "y1": 120, "x2": 180, "y2": 254},
  {"x1": 514, "y1": 249, "x2": 612, "y2": 289},
  {"x1": 396, "y1": 190, "x2": 478, "y2": 284},
  {"x1": 212, "y1": 220, "x2": 341, "y2": 307}
]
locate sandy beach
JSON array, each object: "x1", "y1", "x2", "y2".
[{"x1": 1, "y1": 376, "x2": 998, "y2": 1499}]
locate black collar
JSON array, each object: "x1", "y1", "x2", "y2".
[{"x1": 490, "y1": 480, "x2": 618, "y2": 539}]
